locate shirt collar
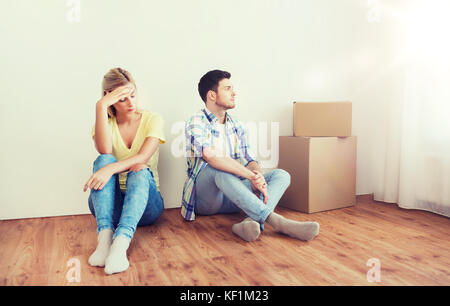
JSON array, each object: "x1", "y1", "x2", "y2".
[{"x1": 202, "y1": 107, "x2": 231, "y2": 124}]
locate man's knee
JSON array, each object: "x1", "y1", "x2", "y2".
[
  {"x1": 273, "y1": 169, "x2": 291, "y2": 185},
  {"x1": 201, "y1": 165, "x2": 232, "y2": 185},
  {"x1": 214, "y1": 169, "x2": 237, "y2": 186}
]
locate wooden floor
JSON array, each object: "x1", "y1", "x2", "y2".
[{"x1": 0, "y1": 195, "x2": 449, "y2": 286}]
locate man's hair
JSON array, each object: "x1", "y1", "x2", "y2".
[{"x1": 198, "y1": 70, "x2": 231, "y2": 103}]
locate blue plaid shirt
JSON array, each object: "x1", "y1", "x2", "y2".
[{"x1": 181, "y1": 107, "x2": 257, "y2": 221}]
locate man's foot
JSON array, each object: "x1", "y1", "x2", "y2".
[
  {"x1": 266, "y1": 213, "x2": 319, "y2": 241},
  {"x1": 232, "y1": 217, "x2": 261, "y2": 242}
]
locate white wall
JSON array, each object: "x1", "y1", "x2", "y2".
[{"x1": 0, "y1": 0, "x2": 402, "y2": 220}]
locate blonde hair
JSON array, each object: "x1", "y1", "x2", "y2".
[{"x1": 101, "y1": 67, "x2": 137, "y2": 118}]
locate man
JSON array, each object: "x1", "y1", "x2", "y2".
[{"x1": 182, "y1": 70, "x2": 319, "y2": 242}]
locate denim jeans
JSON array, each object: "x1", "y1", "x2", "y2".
[
  {"x1": 88, "y1": 154, "x2": 164, "y2": 240},
  {"x1": 194, "y1": 165, "x2": 291, "y2": 230}
]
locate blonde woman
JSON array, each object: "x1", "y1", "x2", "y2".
[{"x1": 83, "y1": 68, "x2": 165, "y2": 274}]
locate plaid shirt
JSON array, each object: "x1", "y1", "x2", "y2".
[{"x1": 181, "y1": 107, "x2": 257, "y2": 221}]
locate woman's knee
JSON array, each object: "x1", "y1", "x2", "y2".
[
  {"x1": 127, "y1": 166, "x2": 153, "y2": 181},
  {"x1": 126, "y1": 168, "x2": 157, "y2": 193},
  {"x1": 93, "y1": 154, "x2": 117, "y2": 171},
  {"x1": 129, "y1": 163, "x2": 149, "y2": 174}
]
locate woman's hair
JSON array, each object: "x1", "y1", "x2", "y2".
[{"x1": 101, "y1": 67, "x2": 137, "y2": 118}]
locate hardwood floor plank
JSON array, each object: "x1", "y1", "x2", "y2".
[{"x1": 0, "y1": 195, "x2": 448, "y2": 286}]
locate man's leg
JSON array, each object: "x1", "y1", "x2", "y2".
[
  {"x1": 227, "y1": 169, "x2": 291, "y2": 241},
  {"x1": 195, "y1": 166, "x2": 260, "y2": 241},
  {"x1": 257, "y1": 169, "x2": 319, "y2": 241},
  {"x1": 216, "y1": 168, "x2": 320, "y2": 241},
  {"x1": 213, "y1": 169, "x2": 273, "y2": 224},
  {"x1": 195, "y1": 165, "x2": 241, "y2": 215},
  {"x1": 238, "y1": 169, "x2": 292, "y2": 224},
  {"x1": 195, "y1": 165, "x2": 269, "y2": 242}
]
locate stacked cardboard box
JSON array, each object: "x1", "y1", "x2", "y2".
[{"x1": 279, "y1": 102, "x2": 357, "y2": 213}]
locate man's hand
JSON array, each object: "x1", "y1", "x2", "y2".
[
  {"x1": 83, "y1": 165, "x2": 114, "y2": 192},
  {"x1": 250, "y1": 170, "x2": 268, "y2": 204}
]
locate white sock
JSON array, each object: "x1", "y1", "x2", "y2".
[
  {"x1": 88, "y1": 229, "x2": 113, "y2": 267},
  {"x1": 232, "y1": 217, "x2": 261, "y2": 242},
  {"x1": 266, "y1": 213, "x2": 320, "y2": 241},
  {"x1": 104, "y1": 235, "x2": 131, "y2": 275}
]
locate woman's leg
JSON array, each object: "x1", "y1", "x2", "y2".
[
  {"x1": 105, "y1": 167, "x2": 162, "y2": 274},
  {"x1": 87, "y1": 154, "x2": 121, "y2": 267},
  {"x1": 114, "y1": 168, "x2": 158, "y2": 239},
  {"x1": 137, "y1": 170, "x2": 164, "y2": 227},
  {"x1": 88, "y1": 176, "x2": 124, "y2": 230},
  {"x1": 88, "y1": 154, "x2": 120, "y2": 232}
]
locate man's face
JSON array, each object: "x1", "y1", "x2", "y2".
[{"x1": 214, "y1": 78, "x2": 236, "y2": 110}]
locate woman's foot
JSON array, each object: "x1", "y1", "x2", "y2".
[
  {"x1": 88, "y1": 229, "x2": 113, "y2": 267},
  {"x1": 104, "y1": 235, "x2": 131, "y2": 275}
]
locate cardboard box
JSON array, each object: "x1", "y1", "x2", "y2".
[
  {"x1": 278, "y1": 136, "x2": 356, "y2": 213},
  {"x1": 293, "y1": 102, "x2": 352, "y2": 137}
]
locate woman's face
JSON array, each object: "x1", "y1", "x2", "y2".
[{"x1": 113, "y1": 84, "x2": 138, "y2": 115}]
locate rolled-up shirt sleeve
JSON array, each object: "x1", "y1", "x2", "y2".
[{"x1": 185, "y1": 116, "x2": 211, "y2": 158}]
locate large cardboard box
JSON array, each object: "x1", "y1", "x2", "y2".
[
  {"x1": 293, "y1": 102, "x2": 352, "y2": 137},
  {"x1": 278, "y1": 136, "x2": 357, "y2": 213}
]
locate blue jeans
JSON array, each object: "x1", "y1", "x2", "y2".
[
  {"x1": 88, "y1": 154, "x2": 164, "y2": 240},
  {"x1": 194, "y1": 165, "x2": 291, "y2": 230}
]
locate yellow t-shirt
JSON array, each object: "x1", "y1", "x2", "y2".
[{"x1": 91, "y1": 110, "x2": 165, "y2": 192}]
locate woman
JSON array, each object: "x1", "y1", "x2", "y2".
[{"x1": 83, "y1": 67, "x2": 165, "y2": 275}]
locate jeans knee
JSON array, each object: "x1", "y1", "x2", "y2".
[
  {"x1": 275, "y1": 169, "x2": 291, "y2": 185},
  {"x1": 93, "y1": 154, "x2": 117, "y2": 170},
  {"x1": 128, "y1": 167, "x2": 151, "y2": 179},
  {"x1": 127, "y1": 168, "x2": 155, "y2": 188},
  {"x1": 129, "y1": 164, "x2": 150, "y2": 174},
  {"x1": 214, "y1": 169, "x2": 234, "y2": 186}
]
